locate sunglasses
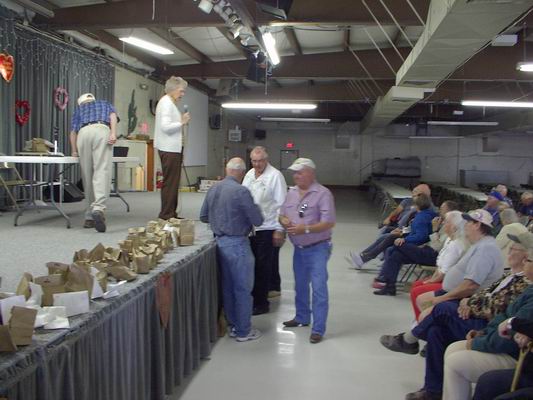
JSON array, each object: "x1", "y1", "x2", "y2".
[{"x1": 298, "y1": 203, "x2": 308, "y2": 218}]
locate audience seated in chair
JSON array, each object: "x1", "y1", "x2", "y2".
[{"x1": 496, "y1": 208, "x2": 529, "y2": 269}]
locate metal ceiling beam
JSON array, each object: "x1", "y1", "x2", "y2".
[
  {"x1": 344, "y1": 28, "x2": 351, "y2": 51},
  {"x1": 149, "y1": 27, "x2": 213, "y2": 64},
  {"x1": 285, "y1": 27, "x2": 302, "y2": 55},
  {"x1": 217, "y1": 27, "x2": 249, "y2": 59}
]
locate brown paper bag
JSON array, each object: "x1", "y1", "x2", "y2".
[
  {"x1": 132, "y1": 250, "x2": 151, "y2": 274},
  {"x1": 179, "y1": 220, "x2": 195, "y2": 246},
  {"x1": 9, "y1": 306, "x2": 37, "y2": 346},
  {"x1": 119, "y1": 240, "x2": 133, "y2": 253},
  {"x1": 16, "y1": 273, "x2": 33, "y2": 300},
  {"x1": 65, "y1": 264, "x2": 95, "y2": 295},
  {"x1": 89, "y1": 243, "x2": 106, "y2": 262},
  {"x1": 95, "y1": 271, "x2": 108, "y2": 292},
  {"x1": 107, "y1": 266, "x2": 137, "y2": 282},
  {"x1": 34, "y1": 275, "x2": 66, "y2": 306},
  {"x1": 73, "y1": 249, "x2": 89, "y2": 263},
  {"x1": 46, "y1": 262, "x2": 70, "y2": 280},
  {"x1": 0, "y1": 326, "x2": 17, "y2": 352},
  {"x1": 156, "y1": 272, "x2": 173, "y2": 329}
]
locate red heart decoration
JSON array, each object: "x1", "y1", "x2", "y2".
[
  {"x1": 0, "y1": 53, "x2": 14, "y2": 83},
  {"x1": 54, "y1": 87, "x2": 69, "y2": 111},
  {"x1": 15, "y1": 100, "x2": 30, "y2": 126}
]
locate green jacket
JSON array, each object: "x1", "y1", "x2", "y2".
[{"x1": 472, "y1": 285, "x2": 533, "y2": 359}]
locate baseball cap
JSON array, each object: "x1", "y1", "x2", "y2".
[
  {"x1": 288, "y1": 158, "x2": 316, "y2": 171},
  {"x1": 462, "y1": 209, "x2": 493, "y2": 228},
  {"x1": 77, "y1": 93, "x2": 95, "y2": 106},
  {"x1": 508, "y1": 232, "x2": 533, "y2": 258},
  {"x1": 488, "y1": 190, "x2": 505, "y2": 202}
]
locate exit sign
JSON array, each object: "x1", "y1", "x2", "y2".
[{"x1": 286, "y1": 141, "x2": 294, "y2": 149}]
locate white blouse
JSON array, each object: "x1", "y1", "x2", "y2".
[{"x1": 154, "y1": 95, "x2": 183, "y2": 153}]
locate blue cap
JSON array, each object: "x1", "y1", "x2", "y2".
[{"x1": 488, "y1": 190, "x2": 505, "y2": 202}]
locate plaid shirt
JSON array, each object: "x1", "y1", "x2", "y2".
[{"x1": 71, "y1": 100, "x2": 116, "y2": 133}]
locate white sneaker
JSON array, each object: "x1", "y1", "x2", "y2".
[
  {"x1": 236, "y1": 328, "x2": 262, "y2": 342},
  {"x1": 228, "y1": 326, "x2": 237, "y2": 338},
  {"x1": 345, "y1": 251, "x2": 364, "y2": 270}
]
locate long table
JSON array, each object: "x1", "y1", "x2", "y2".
[
  {"x1": 0, "y1": 156, "x2": 139, "y2": 228},
  {"x1": 372, "y1": 181, "x2": 412, "y2": 200},
  {"x1": 0, "y1": 227, "x2": 218, "y2": 400},
  {"x1": 438, "y1": 184, "x2": 488, "y2": 202}
]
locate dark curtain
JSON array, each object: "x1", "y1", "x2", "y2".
[{"x1": 0, "y1": 5, "x2": 114, "y2": 182}]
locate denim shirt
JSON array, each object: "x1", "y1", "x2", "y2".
[{"x1": 199, "y1": 176, "x2": 263, "y2": 237}]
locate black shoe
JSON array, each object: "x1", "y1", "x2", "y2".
[
  {"x1": 373, "y1": 284, "x2": 396, "y2": 296},
  {"x1": 379, "y1": 333, "x2": 419, "y2": 354},
  {"x1": 420, "y1": 344, "x2": 427, "y2": 358},
  {"x1": 252, "y1": 306, "x2": 269, "y2": 316},
  {"x1": 283, "y1": 319, "x2": 309, "y2": 328},
  {"x1": 405, "y1": 389, "x2": 442, "y2": 400},
  {"x1": 91, "y1": 210, "x2": 106, "y2": 233}
]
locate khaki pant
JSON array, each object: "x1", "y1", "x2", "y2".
[
  {"x1": 443, "y1": 340, "x2": 516, "y2": 400},
  {"x1": 77, "y1": 124, "x2": 112, "y2": 220}
]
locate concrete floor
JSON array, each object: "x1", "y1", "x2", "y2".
[{"x1": 0, "y1": 188, "x2": 425, "y2": 399}]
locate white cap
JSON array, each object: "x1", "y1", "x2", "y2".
[
  {"x1": 288, "y1": 158, "x2": 316, "y2": 171},
  {"x1": 77, "y1": 93, "x2": 95, "y2": 106},
  {"x1": 462, "y1": 209, "x2": 493, "y2": 228}
]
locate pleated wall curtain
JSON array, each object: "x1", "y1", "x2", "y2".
[{"x1": 0, "y1": 5, "x2": 114, "y2": 181}]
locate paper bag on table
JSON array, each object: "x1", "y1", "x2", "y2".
[
  {"x1": 34, "y1": 275, "x2": 66, "y2": 306},
  {"x1": 9, "y1": 306, "x2": 37, "y2": 346},
  {"x1": 65, "y1": 264, "x2": 95, "y2": 296},
  {"x1": 73, "y1": 248, "x2": 89, "y2": 263},
  {"x1": 53, "y1": 290, "x2": 90, "y2": 317},
  {"x1": 0, "y1": 295, "x2": 26, "y2": 325},
  {"x1": 0, "y1": 326, "x2": 17, "y2": 352},
  {"x1": 107, "y1": 266, "x2": 137, "y2": 282},
  {"x1": 15, "y1": 273, "x2": 33, "y2": 300},
  {"x1": 27, "y1": 282, "x2": 43, "y2": 307},
  {"x1": 46, "y1": 262, "x2": 70, "y2": 280},
  {"x1": 89, "y1": 243, "x2": 106, "y2": 262},
  {"x1": 179, "y1": 220, "x2": 195, "y2": 246}
]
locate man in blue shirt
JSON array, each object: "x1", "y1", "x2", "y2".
[
  {"x1": 484, "y1": 190, "x2": 505, "y2": 230},
  {"x1": 70, "y1": 93, "x2": 117, "y2": 232},
  {"x1": 200, "y1": 158, "x2": 264, "y2": 342},
  {"x1": 519, "y1": 191, "x2": 533, "y2": 224}
]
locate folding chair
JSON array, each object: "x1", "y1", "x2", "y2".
[{"x1": 0, "y1": 158, "x2": 29, "y2": 211}]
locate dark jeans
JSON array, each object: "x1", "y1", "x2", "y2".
[
  {"x1": 250, "y1": 230, "x2": 274, "y2": 309},
  {"x1": 270, "y1": 246, "x2": 281, "y2": 292},
  {"x1": 412, "y1": 300, "x2": 488, "y2": 394},
  {"x1": 158, "y1": 150, "x2": 182, "y2": 220},
  {"x1": 361, "y1": 233, "x2": 398, "y2": 263},
  {"x1": 474, "y1": 369, "x2": 533, "y2": 400},
  {"x1": 381, "y1": 245, "x2": 438, "y2": 285}
]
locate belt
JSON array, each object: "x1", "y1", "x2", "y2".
[
  {"x1": 81, "y1": 120, "x2": 110, "y2": 129},
  {"x1": 295, "y1": 239, "x2": 331, "y2": 249}
]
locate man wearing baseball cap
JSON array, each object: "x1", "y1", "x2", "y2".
[
  {"x1": 70, "y1": 93, "x2": 117, "y2": 232},
  {"x1": 279, "y1": 158, "x2": 336, "y2": 344},
  {"x1": 484, "y1": 190, "x2": 506, "y2": 230}
]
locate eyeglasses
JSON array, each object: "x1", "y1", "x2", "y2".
[{"x1": 298, "y1": 203, "x2": 308, "y2": 218}]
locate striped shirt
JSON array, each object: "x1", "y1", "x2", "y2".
[{"x1": 71, "y1": 100, "x2": 116, "y2": 133}]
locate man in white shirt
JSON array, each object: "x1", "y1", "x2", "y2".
[
  {"x1": 243, "y1": 146, "x2": 287, "y2": 315},
  {"x1": 154, "y1": 76, "x2": 191, "y2": 220}
]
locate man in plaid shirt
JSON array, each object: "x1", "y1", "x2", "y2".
[{"x1": 70, "y1": 93, "x2": 117, "y2": 232}]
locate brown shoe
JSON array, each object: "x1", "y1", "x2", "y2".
[
  {"x1": 83, "y1": 219, "x2": 95, "y2": 229},
  {"x1": 283, "y1": 319, "x2": 309, "y2": 328},
  {"x1": 309, "y1": 333, "x2": 323, "y2": 344},
  {"x1": 405, "y1": 389, "x2": 442, "y2": 400}
]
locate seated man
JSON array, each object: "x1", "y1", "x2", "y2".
[
  {"x1": 442, "y1": 232, "x2": 533, "y2": 400},
  {"x1": 518, "y1": 191, "x2": 533, "y2": 225},
  {"x1": 346, "y1": 184, "x2": 433, "y2": 269},
  {"x1": 495, "y1": 184, "x2": 513, "y2": 208},
  {"x1": 348, "y1": 193, "x2": 437, "y2": 269},
  {"x1": 472, "y1": 317, "x2": 533, "y2": 400},
  {"x1": 374, "y1": 210, "x2": 467, "y2": 297},
  {"x1": 380, "y1": 210, "x2": 510, "y2": 400},
  {"x1": 485, "y1": 190, "x2": 506, "y2": 231}
]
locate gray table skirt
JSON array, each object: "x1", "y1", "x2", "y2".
[{"x1": 0, "y1": 235, "x2": 219, "y2": 400}]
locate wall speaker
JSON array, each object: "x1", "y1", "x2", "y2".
[
  {"x1": 209, "y1": 114, "x2": 221, "y2": 130},
  {"x1": 254, "y1": 129, "x2": 266, "y2": 139}
]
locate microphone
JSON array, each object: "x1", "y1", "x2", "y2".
[{"x1": 183, "y1": 104, "x2": 189, "y2": 113}]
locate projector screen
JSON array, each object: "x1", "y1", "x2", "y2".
[{"x1": 181, "y1": 86, "x2": 208, "y2": 166}]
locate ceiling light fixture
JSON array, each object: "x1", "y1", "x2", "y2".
[
  {"x1": 462, "y1": 100, "x2": 533, "y2": 108},
  {"x1": 517, "y1": 62, "x2": 533, "y2": 72},
  {"x1": 229, "y1": 23, "x2": 244, "y2": 39},
  {"x1": 408, "y1": 136, "x2": 464, "y2": 140},
  {"x1": 427, "y1": 121, "x2": 499, "y2": 126},
  {"x1": 119, "y1": 37, "x2": 174, "y2": 55},
  {"x1": 261, "y1": 31, "x2": 280, "y2": 65},
  {"x1": 222, "y1": 103, "x2": 317, "y2": 110},
  {"x1": 260, "y1": 117, "x2": 330, "y2": 123},
  {"x1": 198, "y1": 0, "x2": 214, "y2": 14}
]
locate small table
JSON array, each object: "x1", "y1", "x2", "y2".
[{"x1": 0, "y1": 155, "x2": 139, "y2": 228}]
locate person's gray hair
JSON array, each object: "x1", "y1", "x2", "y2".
[
  {"x1": 445, "y1": 210, "x2": 466, "y2": 239},
  {"x1": 164, "y1": 76, "x2": 188, "y2": 94},
  {"x1": 226, "y1": 158, "x2": 246, "y2": 171},
  {"x1": 521, "y1": 191, "x2": 533, "y2": 200},
  {"x1": 251, "y1": 146, "x2": 268, "y2": 159},
  {"x1": 500, "y1": 208, "x2": 519, "y2": 225}
]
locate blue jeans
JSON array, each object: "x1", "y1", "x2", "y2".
[
  {"x1": 412, "y1": 301, "x2": 488, "y2": 394},
  {"x1": 293, "y1": 241, "x2": 332, "y2": 336},
  {"x1": 474, "y1": 369, "x2": 533, "y2": 400},
  {"x1": 381, "y1": 245, "x2": 438, "y2": 285},
  {"x1": 216, "y1": 236, "x2": 255, "y2": 337}
]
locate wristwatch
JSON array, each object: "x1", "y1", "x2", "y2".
[{"x1": 304, "y1": 225, "x2": 310, "y2": 234}]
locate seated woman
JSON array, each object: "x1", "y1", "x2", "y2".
[
  {"x1": 374, "y1": 210, "x2": 467, "y2": 297},
  {"x1": 496, "y1": 208, "x2": 528, "y2": 269},
  {"x1": 442, "y1": 232, "x2": 533, "y2": 400},
  {"x1": 408, "y1": 211, "x2": 469, "y2": 316},
  {"x1": 348, "y1": 193, "x2": 437, "y2": 270}
]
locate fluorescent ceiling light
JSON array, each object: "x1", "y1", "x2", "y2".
[
  {"x1": 517, "y1": 62, "x2": 533, "y2": 72},
  {"x1": 462, "y1": 100, "x2": 533, "y2": 108},
  {"x1": 260, "y1": 117, "x2": 330, "y2": 123},
  {"x1": 198, "y1": 0, "x2": 214, "y2": 14},
  {"x1": 119, "y1": 37, "x2": 174, "y2": 55},
  {"x1": 427, "y1": 121, "x2": 499, "y2": 126},
  {"x1": 262, "y1": 31, "x2": 280, "y2": 65},
  {"x1": 408, "y1": 136, "x2": 464, "y2": 140},
  {"x1": 222, "y1": 103, "x2": 316, "y2": 110}
]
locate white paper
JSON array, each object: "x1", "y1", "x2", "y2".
[
  {"x1": 0, "y1": 295, "x2": 26, "y2": 325},
  {"x1": 42, "y1": 306, "x2": 69, "y2": 329},
  {"x1": 89, "y1": 267, "x2": 104, "y2": 299},
  {"x1": 53, "y1": 291, "x2": 90, "y2": 317},
  {"x1": 106, "y1": 281, "x2": 126, "y2": 291},
  {"x1": 33, "y1": 307, "x2": 55, "y2": 328},
  {"x1": 103, "y1": 290, "x2": 120, "y2": 299},
  {"x1": 27, "y1": 282, "x2": 43, "y2": 307}
]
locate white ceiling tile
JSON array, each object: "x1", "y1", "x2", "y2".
[
  {"x1": 171, "y1": 27, "x2": 246, "y2": 59},
  {"x1": 294, "y1": 26, "x2": 344, "y2": 51}
]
